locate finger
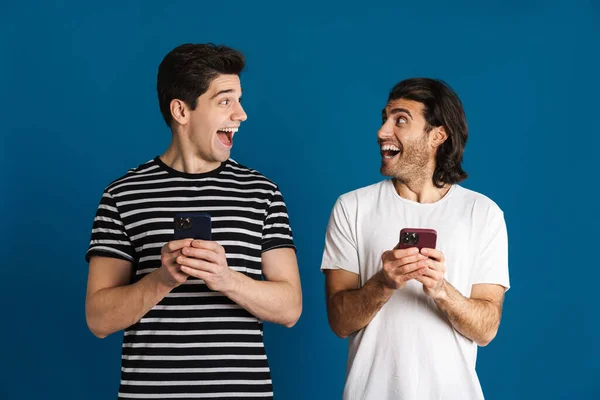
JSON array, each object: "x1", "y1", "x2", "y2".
[
  {"x1": 406, "y1": 267, "x2": 428, "y2": 280},
  {"x1": 398, "y1": 253, "x2": 429, "y2": 267},
  {"x1": 422, "y1": 258, "x2": 445, "y2": 273},
  {"x1": 395, "y1": 267, "x2": 427, "y2": 285},
  {"x1": 171, "y1": 250, "x2": 184, "y2": 265},
  {"x1": 180, "y1": 266, "x2": 210, "y2": 281},
  {"x1": 383, "y1": 251, "x2": 425, "y2": 266},
  {"x1": 177, "y1": 256, "x2": 219, "y2": 273},
  {"x1": 390, "y1": 247, "x2": 420, "y2": 259},
  {"x1": 164, "y1": 239, "x2": 193, "y2": 253},
  {"x1": 162, "y1": 249, "x2": 183, "y2": 267},
  {"x1": 393, "y1": 261, "x2": 427, "y2": 276},
  {"x1": 191, "y1": 240, "x2": 224, "y2": 254},
  {"x1": 386, "y1": 255, "x2": 428, "y2": 272},
  {"x1": 420, "y1": 267, "x2": 444, "y2": 282},
  {"x1": 415, "y1": 274, "x2": 438, "y2": 289},
  {"x1": 421, "y1": 248, "x2": 444, "y2": 262},
  {"x1": 181, "y1": 247, "x2": 221, "y2": 264}
]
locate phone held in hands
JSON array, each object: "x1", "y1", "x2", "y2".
[{"x1": 173, "y1": 213, "x2": 212, "y2": 241}]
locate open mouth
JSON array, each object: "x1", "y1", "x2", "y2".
[
  {"x1": 380, "y1": 144, "x2": 401, "y2": 159},
  {"x1": 216, "y1": 127, "x2": 238, "y2": 148}
]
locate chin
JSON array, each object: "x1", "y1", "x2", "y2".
[
  {"x1": 380, "y1": 165, "x2": 393, "y2": 177},
  {"x1": 210, "y1": 146, "x2": 229, "y2": 162},
  {"x1": 215, "y1": 154, "x2": 229, "y2": 163},
  {"x1": 218, "y1": 149, "x2": 232, "y2": 162}
]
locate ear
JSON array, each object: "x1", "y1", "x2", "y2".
[
  {"x1": 170, "y1": 99, "x2": 189, "y2": 126},
  {"x1": 431, "y1": 126, "x2": 448, "y2": 149}
]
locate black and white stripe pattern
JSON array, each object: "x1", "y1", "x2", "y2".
[{"x1": 86, "y1": 157, "x2": 295, "y2": 400}]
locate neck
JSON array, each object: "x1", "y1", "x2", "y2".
[
  {"x1": 392, "y1": 176, "x2": 451, "y2": 204},
  {"x1": 160, "y1": 130, "x2": 221, "y2": 174}
]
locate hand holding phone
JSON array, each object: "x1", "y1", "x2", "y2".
[{"x1": 172, "y1": 213, "x2": 236, "y2": 293}]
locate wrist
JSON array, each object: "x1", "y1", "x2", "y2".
[
  {"x1": 153, "y1": 267, "x2": 180, "y2": 292},
  {"x1": 221, "y1": 269, "x2": 244, "y2": 297},
  {"x1": 432, "y1": 280, "x2": 449, "y2": 302},
  {"x1": 374, "y1": 271, "x2": 396, "y2": 297}
]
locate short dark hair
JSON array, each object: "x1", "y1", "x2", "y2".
[
  {"x1": 388, "y1": 78, "x2": 468, "y2": 187},
  {"x1": 157, "y1": 43, "x2": 245, "y2": 127}
]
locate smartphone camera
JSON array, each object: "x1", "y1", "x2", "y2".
[
  {"x1": 401, "y1": 231, "x2": 419, "y2": 245},
  {"x1": 175, "y1": 217, "x2": 192, "y2": 230}
]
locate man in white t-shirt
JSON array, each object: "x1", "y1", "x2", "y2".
[{"x1": 321, "y1": 78, "x2": 510, "y2": 400}]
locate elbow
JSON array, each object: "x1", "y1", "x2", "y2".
[
  {"x1": 333, "y1": 328, "x2": 349, "y2": 339},
  {"x1": 331, "y1": 325, "x2": 351, "y2": 339},
  {"x1": 328, "y1": 317, "x2": 351, "y2": 339},
  {"x1": 326, "y1": 307, "x2": 352, "y2": 338},
  {"x1": 86, "y1": 316, "x2": 109, "y2": 339},
  {"x1": 85, "y1": 304, "x2": 109, "y2": 339},
  {"x1": 476, "y1": 328, "x2": 499, "y2": 347},
  {"x1": 283, "y1": 302, "x2": 302, "y2": 328},
  {"x1": 90, "y1": 329, "x2": 108, "y2": 339}
]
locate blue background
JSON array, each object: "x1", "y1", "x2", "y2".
[{"x1": 1, "y1": 1, "x2": 599, "y2": 399}]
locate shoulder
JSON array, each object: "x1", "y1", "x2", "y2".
[
  {"x1": 337, "y1": 180, "x2": 389, "y2": 208},
  {"x1": 224, "y1": 159, "x2": 280, "y2": 192},
  {"x1": 453, "y1": 185, "x2": 504, "y2": 216},
  {"x1": 104, "y1": 158, "x2": 161, "y2": 195}
]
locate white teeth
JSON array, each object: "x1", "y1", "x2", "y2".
[
  {"x1": 381, "y1": 144, "x2": 400, "y2": 151},
  {"x1": 219, "y1": 127, "x2": 238, "y2": 133}
]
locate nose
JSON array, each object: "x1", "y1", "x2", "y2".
[
  {"x1": 232, "y1": 101, "x2": 247, "y2": 122},
  {"x1": 377, "y1": 119, "x2": 394, "y2": 142}
]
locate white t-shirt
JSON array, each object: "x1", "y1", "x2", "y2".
[{"x1": 321, "y1": 180, "x2": 510, "y2": 400}]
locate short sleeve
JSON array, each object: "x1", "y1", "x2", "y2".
[
  {"x1": 85, "y1": 190, "x2": 136, "y2": 263},
  {"x1": 472, "y1": 206, "x2": 510, "y2": 290},
  {"x1": 320, "y1": 197, "x2": 360, "y2": 274},
  {"x1": 261, "y1": 187, "x2": 296, "y2": 253}
]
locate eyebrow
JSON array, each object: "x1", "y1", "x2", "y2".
[
  {"x1": 382, "y1": 107, "x2": 413, "y2": 120},
  {"x1": 210, "y1": 89, "x2": 242, "y2": 99}
]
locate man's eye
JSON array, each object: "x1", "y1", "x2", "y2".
[
  {"x1": 219, "y1": 99, "x2": 230, "y2": 105},
  {"x1": 396, "y1": 117, "x2": 407, "y2": 125}
]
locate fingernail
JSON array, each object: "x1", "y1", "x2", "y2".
[
  {"x1": 421, "y1": 248, "x2": 428, "y2": 254},
  {"x1": 411, "y1": 248, "x2": 419, "y2": 254}
]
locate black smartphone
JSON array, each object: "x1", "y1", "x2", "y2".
[{"x1": 173, "y1": 213, "x2": 212, "y2": 241}]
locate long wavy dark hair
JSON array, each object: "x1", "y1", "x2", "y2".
[{"x1": 388, "y1": 78, "x2": 468, "y2": 187}]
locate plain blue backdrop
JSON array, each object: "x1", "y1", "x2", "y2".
[{"x1": 1, "y1": 1, "x2": 599, "y2": 399}]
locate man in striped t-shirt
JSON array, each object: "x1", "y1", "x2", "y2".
[{"x1": 85, "y1": 43, "x2": 302, "y2": 400}]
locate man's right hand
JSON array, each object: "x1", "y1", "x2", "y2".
[
  {"x1": 379, "y1": 246, "x2": 428, "y2": 290},
  {"x1": 157, "y1": 239, "x2": 193, "y2": 288}
]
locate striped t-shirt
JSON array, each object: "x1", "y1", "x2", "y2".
[{"x1": 86, "y1": 156, "x2": 295, "y2": 400}]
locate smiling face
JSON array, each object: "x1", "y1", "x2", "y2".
[
  {"x1": 378, "y1": 98, "x2": 435, "y2": 182},
  {"x1": 177, "y1": 74, "x2": 247, "y2": 163}
]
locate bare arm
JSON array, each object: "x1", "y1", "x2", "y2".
[
  {"x1": 179, "y1": 242, "x2": 302, "y2": 328},
  {"x1": 85, "y1": 239, "x2": 191, "y2": 338},
  {"x1": 325, "y1": 247, "x2": 428, "y2": 338},
  {"x1": 325, "y1": 269, "x2": 392, "y2": 338},
  {"x1": 225, "y1": 248, "x2": 302, "y2": 327},
  {"x1": 415, "y1": 247, "x2": 505, "y2": 346},
  {"x1": 433, "y1": 282, "x2": 505, "y2": 346}
]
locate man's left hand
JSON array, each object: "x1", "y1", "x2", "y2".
[
  {"x1": 177, "y1": 240, "x2": 238, "y2": 293},
  {"x1": 415, "y1": 248, "x2": 447, "y2": 300}
]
